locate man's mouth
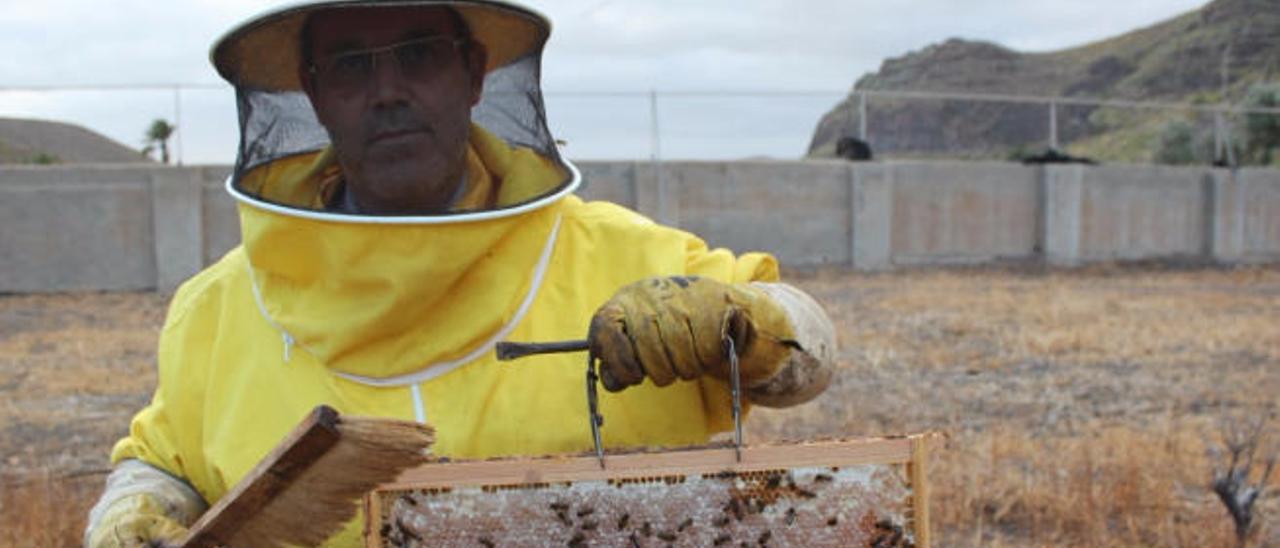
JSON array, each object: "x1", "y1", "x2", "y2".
[{"x1": 367, "y1": 128, "x2": 429, "y2": 146}]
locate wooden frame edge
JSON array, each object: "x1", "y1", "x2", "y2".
[
  {"x1": 382, "y1": 436, "x2": 917, "y2": 490},
  {"x1": 909, "y1": 434, "x2": 935, "y2": 548},
  {"x1": 364, "y1": 486, "x2": 384, "y2": 546}
]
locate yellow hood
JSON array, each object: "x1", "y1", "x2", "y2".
[{"x1": 231, "y1": 124, "x2": 576, "y2": 379}]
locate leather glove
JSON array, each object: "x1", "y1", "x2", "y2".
[
  {"x1": 588, "y1": 275, "x2": 797, "y2": 391},
  {"x1": 86, "y1": 493, "x2": 188, "y2": 548}
]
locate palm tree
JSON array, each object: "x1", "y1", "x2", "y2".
[{"x1": 142, "y1": 119, "x2": 176, "y2": 164}]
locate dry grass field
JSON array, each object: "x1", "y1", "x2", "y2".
[{"x1": 2, "y1": 266, "x2": 1278, "y2": 547}]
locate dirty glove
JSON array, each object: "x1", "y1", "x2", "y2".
[
  {"x1": 85, "y1": 460, "x2": 206, "y2": 548},
  {"x1": 87, "y1": 494, "x2": 188, "y2": 548},
  {"x1": 588, "y1": 275, "x2": 799, "y2": 392}
]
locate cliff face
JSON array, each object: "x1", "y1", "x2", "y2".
[{"x1": 809, "y1": 0, "x2": 1280, "y2": 160}]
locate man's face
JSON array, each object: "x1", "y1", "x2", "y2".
[{"x1": 302, "y1": 7, "x2": 486, "y2": 214}]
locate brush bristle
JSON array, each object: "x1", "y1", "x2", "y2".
[{"x1": 228, "y1": 416, "x2": 434, "y2": 548}]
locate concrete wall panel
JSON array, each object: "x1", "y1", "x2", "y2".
[
  {"x1": 890, "y1": 162, "x2": 1039, "y2": 263},
  {"x1": 0, "y1": 180, "x2": 155, "y2": 292},
  {"x1": 675, "y1": 161, "x2": 851, "y2": 266},
  {"x1": 1078, "y1": 165, "x2": 1206, "y2": 260},
  {"x1": 851, "y1": 164, "x2": 893, "y2": 270},
  {"x1": 1239, "y1": 169, "x2": 1280, "y2": 259}
]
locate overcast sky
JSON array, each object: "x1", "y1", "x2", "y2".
[{"x1": 0, "y1": 0, "x2": 1209, "y2": 163}]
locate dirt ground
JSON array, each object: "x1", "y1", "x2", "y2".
[{"x1": 2, "y1": 265, "x2": 1278, "y2": 547}]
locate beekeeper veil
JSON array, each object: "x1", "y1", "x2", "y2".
[{"x1": 210, "y1": 0, "x2": 578, "y2": 221}]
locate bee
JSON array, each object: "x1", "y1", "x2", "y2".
[{"x1": 758, "y1": 530, "x2": 773, "y2": 546}]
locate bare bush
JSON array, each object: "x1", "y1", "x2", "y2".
[{"x1": 1209, "y1": 416, "x2": 1277, "y2": 547}]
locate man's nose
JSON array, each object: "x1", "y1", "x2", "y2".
[{"x1": 367, "y1": 52, "x2": 411, "y2": 105}]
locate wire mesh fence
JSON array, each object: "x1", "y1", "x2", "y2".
[
  {"x1": 0, "y1": 85, "x2": 1277, "y2": 166},
  {"x1": 813, "y1": 89, "x2": 1280, "y2": 166}
]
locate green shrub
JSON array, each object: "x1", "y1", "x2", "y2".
[
  {"x1": 31, "y1": 152, "x2": 60, "y2": 165},
  {"x1": 1241, "y1": 82, "x2": 1280, "y2": 165},
  {"x1": 1154, "y1": 120, "x2": 1198, "y2": 165}
]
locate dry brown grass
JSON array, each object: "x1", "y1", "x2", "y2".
[
  {"x1": 935, "y1": 421, "x2": 1243, "y2": 546},
  {"x1": 747, "y1": 265, "x2": 1280, "y2": 547},
  {"x1": 2, "y1": 266, "x2": 1278, "y2": 546},
  {"x1": 0, "y1": 291, "x2": 166, "y2": 546},
  {"x1": 1, "y1": 471, "x2": 103, "y2": 547}
]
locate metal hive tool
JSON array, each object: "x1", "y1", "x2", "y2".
[{"x1": 584, "y1": 336, "x2": 744, "y2": 469}]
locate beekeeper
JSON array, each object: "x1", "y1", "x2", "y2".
[{"x1": 84, "y1": 1, "x2": 837, "y2": 546}]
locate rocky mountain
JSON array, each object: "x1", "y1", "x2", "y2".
[
  {"x1": 0, "y1": 117, "x2": 146, "y2": 165},
  {"x1": 809, "y1": 0, "x2": 1280, "y2": 162}
]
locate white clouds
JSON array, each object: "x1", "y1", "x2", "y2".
[
  {"x1": 0, "y1": 0, "x2": 1215, "y2": 88},
  {"x1": 538, "y1": 0, "x2": 1209, "y2": 92},
  {"x1": 0, "y1": 0, "x2": 298, "y2": 84},
  {"x1": 0, "y1": 0, "x2": 1216, "y2": 161}
]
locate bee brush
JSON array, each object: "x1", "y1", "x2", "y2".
[{"x1": 178, "y1": 405, "x2": 434, "y2": 548}]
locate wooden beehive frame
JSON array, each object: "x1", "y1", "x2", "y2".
[{"x1": 365, "y1": 434, "x2": 936, "y2": 547}]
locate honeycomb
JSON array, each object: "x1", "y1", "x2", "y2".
[{"x1": 371, "y1": 465, "x2": 914, "y2": 547}]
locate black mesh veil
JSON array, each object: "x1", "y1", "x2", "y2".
[
  {"x1": 221, "y1": 1, "x2": 575, "y2": 216},
  {"x1": 234, "y1": 53, "x2": 566, "y2": 177},
  {"x1": 235, "y1": 90, "x2": 327, "y2": 176},
  {"x1": 473, "y1": 54, "x2": 560, "y2": 159}
]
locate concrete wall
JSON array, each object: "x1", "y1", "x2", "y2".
[
  {"x1": 3, "y1": 161, "x2": 1279, "y2": 292},
  {"x1": 0, "y1": 165, "x2": 240, "y2": 293}
]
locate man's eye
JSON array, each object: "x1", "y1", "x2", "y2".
[
  {"x1": 395, "y1": 42, "x2": 434, "y2": 66},
  {"x1": 331, "y1": 53, "x2": 372, "y2": 76}
]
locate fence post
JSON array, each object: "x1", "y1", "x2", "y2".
[
  {"x1": 1215, "y1": 110, "x2": 1224, "y2": 163},
  {"x1": 173, "y1": 86, "x2": 184, "y2": 166},
  {"x1": 859, "y1": 92, "x2": 868, "y2": 142},
  {"x1": 649, "y1": 89, "x2": 669, "y2": 225},
  {"x1": 1041, "y1": 164, "x2": 1083, "y2": 266},
  {"x1": 1048, "y1": 100, "x2": 1058, "y2": 150}
]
